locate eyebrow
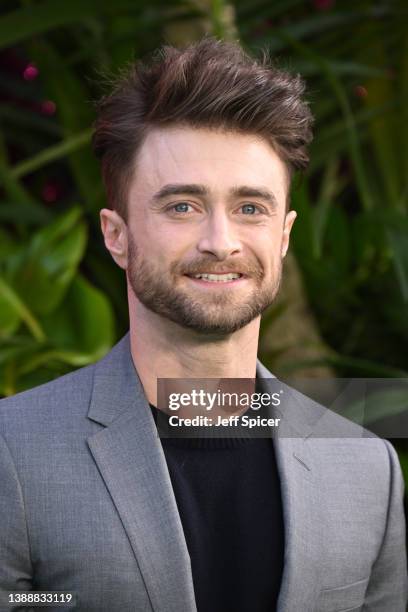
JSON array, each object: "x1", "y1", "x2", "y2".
[{"x1": 151, "y1": 183, "x2": 278, "y2": 209}]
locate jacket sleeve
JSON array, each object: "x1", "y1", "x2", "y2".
[
  {"x1": 363, "y1": 439, "x2": 408, "y2": 611},
  {"x1": 0, "y1": 432, "x2": 34, "y2": 611}
]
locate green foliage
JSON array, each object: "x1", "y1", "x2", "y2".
[
  {"x1": 236, "y1": 0, "x2": 408, "y2": 377},
  {"x1": 0, "y1": 206, "x2": 115, "y2": 396},
  {"x1": 0, "y1": 0, "x2": 407, "y2": 385}
]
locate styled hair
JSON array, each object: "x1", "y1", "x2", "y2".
[{"x1": 92, "y1": 36, "x2": 314, "y2": 221}]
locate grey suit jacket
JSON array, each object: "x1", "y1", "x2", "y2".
[{"x1": 0, "y1": 333, "x2": 406, "y2": 612}]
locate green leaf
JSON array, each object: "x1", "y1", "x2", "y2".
[
  {"x1": 364, "y1": 43, "x2": 402, "y2": 209},
  {"x1": 291, "y1": 181, "x2": 314, "y2": 256},
  {"x1": 13, "y1": 207, "x2": 88, "y2": 315},
  {"x1": 312, "y1": 158, "x2": 342, "y2": 259},
  {"x1": 387, "y1": 224, "x2": 408, "y2": 302},
  {"x1": 11, "y1": 129, "x2": 93, "y2": 180},
  {"x1": 0, "y1": 336, "x2": 40, "y2": 364},
  {"x1": 397, "y1": 450, "x2": 408, "y2": 489},
  {"x1": 282, "y1": 354, "x2": 408, "y2": 378},
  {"x1": 0, "y1": 201, "x2": 53, "y2": 227},
  {"x1": 0, "y1": 276, "x2": 45, "y2": 341},
  {"x1": 0, "y1": 295, "x2": 20, "y2": 338},
  {"x1": 293, "y1": 59, "x2": 390, "y2": 79},
  {"x1": 0, "y1": 227, "x2": 18, "y2": 261},
  {"x1": 342, "y1": 386, "x2": 408, "y2": 425},
  {"x1": 41, "y1": 273, "x2": 115, "y2": 360}
]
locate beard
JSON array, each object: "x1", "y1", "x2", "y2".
[{"x1": 127, "y1": 234, "x2": 282, "y2": 335}]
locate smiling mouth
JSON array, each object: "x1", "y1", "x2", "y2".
[{"x1": 184, "y1": 272, "x2": 246, "y2": 283}]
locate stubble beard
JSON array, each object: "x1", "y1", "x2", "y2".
[{"x1": 127, "y1": 235, "x2": 282, "y2": 335}]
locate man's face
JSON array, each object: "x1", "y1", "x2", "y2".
[{"x1": 125, "y1": 126, "x2": 296, "y2": 335}]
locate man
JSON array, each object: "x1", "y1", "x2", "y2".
[{"x1": 0, "y1": 37, "x2": 406, "y2": 612}]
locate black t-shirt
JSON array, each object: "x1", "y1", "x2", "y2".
[{"x1": 149, "y1": 392, "x2": 284, "y2": 612}]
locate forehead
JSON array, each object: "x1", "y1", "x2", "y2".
[{"x1": 130, "y1": 126, "x2": 289, "y2": 202}]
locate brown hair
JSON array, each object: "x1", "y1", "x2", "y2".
[{"x1": 92, "y1": 36, "x2": 314, "y2": 222}]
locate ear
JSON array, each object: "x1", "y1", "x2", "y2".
[
  {"x1": 100, "y1": 208, "x2": 128, "y2": 270},
  {"x1": 281, "y1": 210, "x2": 297, "y2": 258}
]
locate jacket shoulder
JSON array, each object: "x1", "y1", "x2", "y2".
[{"x1": 0, "y1": 362, "x2": 95, "y2": 432}]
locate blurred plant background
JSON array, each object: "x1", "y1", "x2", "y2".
[{"x1": 0, "y1": 0, "x2": 407, "y2": 491}]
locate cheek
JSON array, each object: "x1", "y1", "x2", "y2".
[
  {"x1": 132, "y1": 217, "x2": 175, "y2": 251},
  {"x1": 152, "y1": 222, "x2": 198, "y2": 257},
  {"x1": 253, "y1": 231, "x2": 282, "y2": 268},
  {"x1": 141, "y1": 228, "x2": 190, "y2": 271}
]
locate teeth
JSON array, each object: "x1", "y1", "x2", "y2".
[{"x1": 193, "y1": 273, "x2": 241, "y2": 282}]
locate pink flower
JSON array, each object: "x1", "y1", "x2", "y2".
[
  {"x1": 23, "y1": 63, "x2": 39, "y2": 81},
  {"x1": 354, "y1": 85, "x2": 368, "y2": 99},
  {"x1": 40, "y1": 100, "x2": 57, "y2": 115}
]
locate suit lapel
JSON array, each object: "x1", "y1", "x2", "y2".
[
  {"x1": 86, "y1": 334, "x2": 197, "y2": 612},
  {"x1": 256, "y1": 366, "x2": 323, "y2": 611},
  {"x1": 273, "y1": 437, "x2": 323, "y2": 611}
]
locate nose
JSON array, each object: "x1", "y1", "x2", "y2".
[{"x1": 197, "y1": 211, "x2": 242, "y2": 260}]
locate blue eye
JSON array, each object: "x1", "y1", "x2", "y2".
[
  {"x1": 241, "y1": 204, "x2": 258, "y2": 214},
  {"x1": 172, "y1": 203, "x2": 192, "y2": 213}
]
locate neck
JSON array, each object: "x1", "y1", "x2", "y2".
[{"x1": 128, "y1": 292, "x2": 260, "y2": 407}]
